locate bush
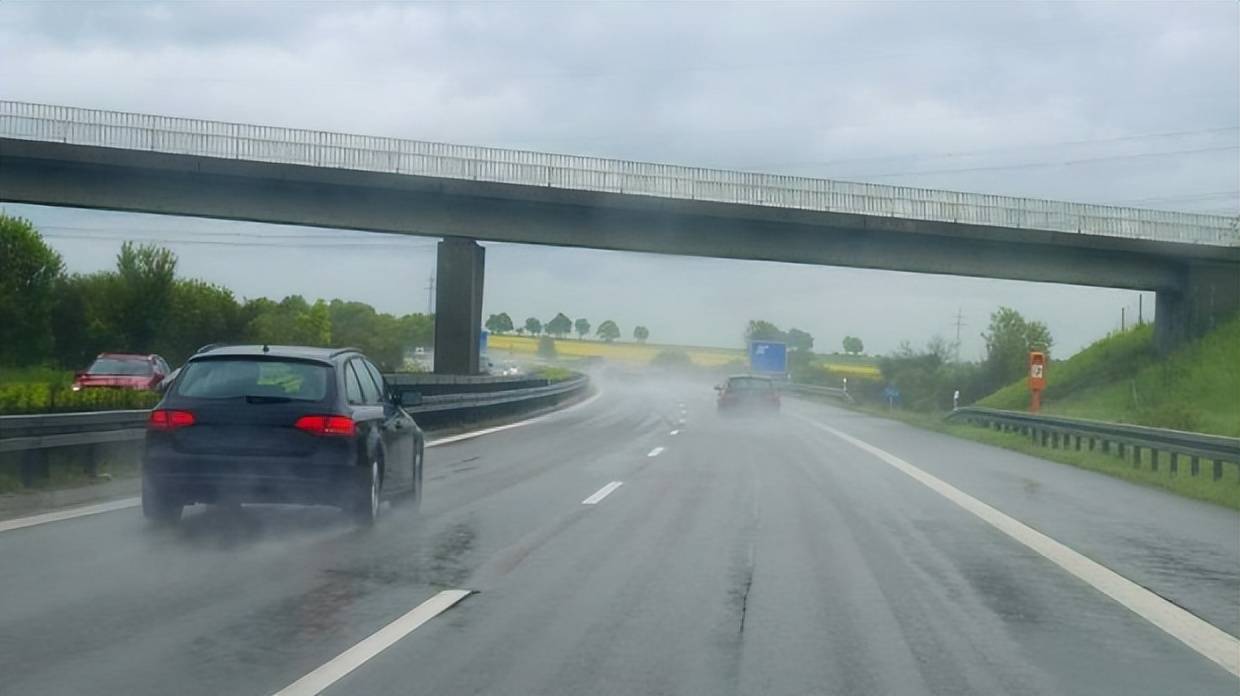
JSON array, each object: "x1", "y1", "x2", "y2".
[
  {"x1": 532, "y1": 366, "x2": 573, "y2": 382},
  {"x1": 0, "y1": 383, "x2": 160, "y2": 415},
  {"x1": 650, "y1": 349, "x2": 692, "y2": 369},
  {"x1": 537, "y1": 335, "x2": 558, "y2": 359}
]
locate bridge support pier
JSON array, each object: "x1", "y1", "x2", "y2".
[
  {"x1": 433, "y1": 238, "x2": 486, "y2": 375},
  {"x1": 1155, "y1": 262, "x2": 1239, "y2": 354}
]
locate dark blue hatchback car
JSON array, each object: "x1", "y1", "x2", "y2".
[{"x1": 142, "y1": 345, "x2": 424, "y2": 526}]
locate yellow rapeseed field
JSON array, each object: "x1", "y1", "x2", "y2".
[{"x1": 486, "y1": 334, "x2": 880, "y2": 377}]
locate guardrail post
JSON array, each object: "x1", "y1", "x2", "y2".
[
  {"x1": 20, "y1": 449, "x2": 49, "y2": 488},
  {"x1": 1117, "y1": 442, "x2": 1125, "y2": 458},
  {"x1": 1150, "y1": 449, "x2": 1159, "y2": 472},
  {"x1": 1168, "y1": 452, "x2": 1177, "y2": 475},
  {"x1": 1075, "y1": 435, "x2": 1082, "y2": 451},
  {"x1": 1190, "y1": 456, "x2": 1199, "y2": 476},
  {"x1": 85, "y1": 443, "x2": 101, "y2": 478},
  {"x1": 1088, "y1": 437, "x2": 1096, "y2": 451},
  {"x1": 1212, "y1": 460, "x2": 1223, "y2": 481},
  {"x1": 1051, "y1": 432, "x2": 1059, "y2": 449},
  {"x1": 1132, "y1": 445, "x2": 1141, "y2": 468}
]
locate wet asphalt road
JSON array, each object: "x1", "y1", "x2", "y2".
[{"x1": 0, "y1": 379, "x2": 1236, "y2": 695}]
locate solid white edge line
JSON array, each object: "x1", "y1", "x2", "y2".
[
  {"x1": 647, "y1": 446, "x2": 665, "y2": 457},
  {"x1": 0, "y1": 390, "x2": 605, "y2": 535},
  {"x1": 273, "y1": 589, "x2": 472, "y2": 696},
  {"x1": 0, "y1": 497, "x2": 140, "y2": 534},
  {"x1": 425, "y1": 389, "x2": 603, "y2": 448},
  {"x1": 582, "y1": 481, "x2": 623, "y2": 505},
  {"x1": 793, "y1": 413, "x2": 1240, "y2": 678}
]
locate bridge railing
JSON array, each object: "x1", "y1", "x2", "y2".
[
  {"x1": 2, "y1": 101, "x2": 1235, "y2": 246},
  {"x1": 947, "y1": 407, "x2": 1240, "y2": 482}
]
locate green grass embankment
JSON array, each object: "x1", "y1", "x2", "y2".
[{"x1": 979, "y1": 317, "x2": 1240, "y2": 437}]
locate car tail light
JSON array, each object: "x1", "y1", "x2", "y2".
[
  {"x1": 294, "y1": 415, "x2": 356, "y2": 437},
  {"x1": 148, "y1": 409, "x2": 195, "y2": 431}
]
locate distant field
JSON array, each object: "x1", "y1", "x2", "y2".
[{"x1": 487, "y1": 334, "x2": 880, "y2": 376}]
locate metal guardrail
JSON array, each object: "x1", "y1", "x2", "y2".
[
  {"x1": 0, "y1": 375, "x2": 590, "y2": 487},
  {"x1": 2, "y1": 100, "x2": 1236, "y2": 246},
  {"x1": 947, "y1": 407, "x2": 1240, "y2": 481},
  {"x1": 780, "y1": 382, "x2": 856, "y2": 404},
  {"x1": 406, "y1": 375, "x2": 588, "y2": 413}
]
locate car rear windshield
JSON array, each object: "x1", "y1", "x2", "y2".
[
  {"x1": 728, "y1": 377, "x2": 773, "y2": 390},
  {"x1": 87, "y1": 357, "x2": 153, "y2": 376},
  {"x1": 174, "y1": 359, "x2": 330, "y2": 401}
]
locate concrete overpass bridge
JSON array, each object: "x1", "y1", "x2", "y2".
[{"x1": 1, "y1": 101, "x2": 1236, "y2": 372}]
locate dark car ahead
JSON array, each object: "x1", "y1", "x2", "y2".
[
  {"x1": 142, "y1": 345, "x2": 424, "y2": 526},
  {"x1": 716, "y1": 374, "x2": 781, "y2": 414},
  {"x1": 73, "y1": 352, "x2": 170, "y2": 392}
]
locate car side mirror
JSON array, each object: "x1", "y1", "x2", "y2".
[{"x1": 395, "y1": 391, "x2": 422, "y2": 407}]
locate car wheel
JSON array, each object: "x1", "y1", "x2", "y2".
[
  {"x1": 391, "y1": 448, "x2": 421, "y2": 512},
  {"x1": 142, "y1": 482, "x2": 183, "y2": 526},
  {"x1": 413, "y1": 446, "x2": 423, "y2": 510},
  {"x1": 351, "y1": 459, "x2": 382, "y2": 526}
]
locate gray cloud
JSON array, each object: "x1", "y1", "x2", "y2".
[{"x1": 0, "y1": 1, "x2": 1233, "y2": 356}]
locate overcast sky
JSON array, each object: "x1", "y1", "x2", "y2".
[{"x1": 1, "y1": 1, "x2": 1237, "y2": 358}]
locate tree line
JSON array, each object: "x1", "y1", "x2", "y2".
[
  {"x1": 740, "y1": 310, "x2": 1054, "y2": 411},
  {"x1": 486, "y1": 312, "x2": 650, "y2": 344},
  {"x1": 873, "y1": 307, "x2": 1052, "y2": 410},
  {"x1": 0, "y1": 215, "x2": 432, "y2": 372}
]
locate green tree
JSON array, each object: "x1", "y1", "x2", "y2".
[
  {"x1": 744, "y1": 320, "x2": 784, "y2": 345},
  {"x1": 537, "y1": 335, "x2": 558, "y2": 358},
  {"x1": 51, "y1": 273, "x2": 121, "y2": 368},
  {"x1": 786, "y1": 328, "x2": 814, "y2": 352},
  {"x1": 524, "y1": 317, "x2": 542, "y2": 335},
  {"x1": 597, "y1": 319, "x2": 620, "y2": 342},
  {"x1": 0, "y1": 215, "x2": 64, "y2": 365},
  {"x1": 485, "y1": 312, "x2": 514, "y2": 334},
  {"x1": 982, "y1": 307, "x2": 1054, "y2": 388},
  {"x1": 633, "y1": 325, "x2": 650, "y2": 343},
  {"x1": 546, "y1": 312, "x2": 573, "y2": 337},
  {"x1": 156, "y1": 279, "x2": 242, "y2": 364},
  {"x1": 245, "y1": 295, "x2": 331, "y2": 346},
  {"x1": 843, "y1": 336, "x2": 864, "y2": 355},
  {"x1": 400, "y1": 312, "x2": 434, "y2": 351},
  {"x1": 114, "y1": 242, "x2": 178, "y2": 352},
  {"x1": 574, "y1": 318, "x2": 591, "y2": 339}
]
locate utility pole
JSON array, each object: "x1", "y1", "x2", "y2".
[
  {"x1": 953, "y1": 308, "x2": 965, "y2": 362},
  {"x1": 1121, "y1": 306, "x2": 1126, "y2": 332},
  {"x1": 1138, "y1": 294, "x2": 1143, "y2": 325},
  {"x1": 425, "y1": 275, "x2": 436, "y2": 315}
]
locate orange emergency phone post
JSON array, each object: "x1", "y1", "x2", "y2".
[{"x1": 1028, "y1": 351, "x2": 1047, "y2": 413}]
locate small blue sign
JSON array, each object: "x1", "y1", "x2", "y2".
[{"x1": 748, "y1": 341, "x2": 787, "y2": 374}]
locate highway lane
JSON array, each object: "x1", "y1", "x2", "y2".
[{"x1": 0, "y1": 379, "x2": 1236, "y2": 695}]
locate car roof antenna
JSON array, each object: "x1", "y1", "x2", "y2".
[{"x1": 262, "y1": 344, "x2": 270, "y2": 353}]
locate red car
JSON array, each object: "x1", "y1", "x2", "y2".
[{"x1": 72, "y1": 353, "x2": 171, "y2": 392}]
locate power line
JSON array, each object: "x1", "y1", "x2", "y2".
[
  {"x1": 846, "y1": 145, "x2": 1240, "y2": 180},
  {"x1": 738, "y1": 126, "x2": 1240, "y2": 171}
]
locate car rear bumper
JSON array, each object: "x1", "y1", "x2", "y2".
[{"x1": 144, "y1": 452, "x2": 365, "y2": 506}]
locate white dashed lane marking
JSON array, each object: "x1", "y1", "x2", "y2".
[{"x1": 582, "y1": 481, "x2": 623, "y2": 505}]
